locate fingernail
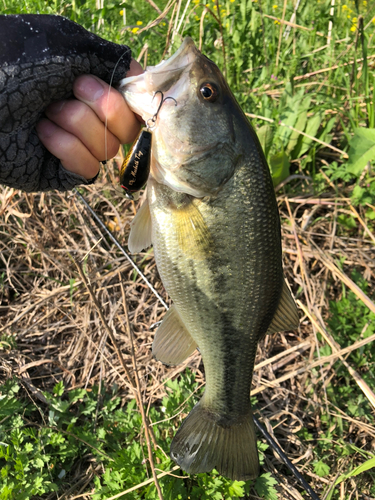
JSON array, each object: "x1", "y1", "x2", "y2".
[{"x1": 75, "y1": 75, "x2": 104, "y2": 102}]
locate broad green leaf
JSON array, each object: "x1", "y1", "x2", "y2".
[
  {"x1": 275, "y1": 109, "x2": 299, "y2": 148},
  {"x1": 286, "y1": 95, "x2": 311, "y2": 157},
  {"x1": 313, "y1": 460, "x2": 330, "y2": 477},
  {"x1": 286, "y1": 110, "x2": 308, "y2": 157},
  {"x1": 227, "y1": 481, "x2": 246, "y2": 498},
  {"x1": 366, "y1": 208, "x2": 375, "y2": 220},
  {"x1": 347, "y1": 128, "x2": 375, "y2": 175},
  {"x1": 254, "y1": 473, "x2": 278, "y2": 500},
  {"x1": 269, "y1": 151, "x2": 290, "y2": 187},
  {"x1": 299, "y1": 112, "x2": 322, "y2": 156},
  {"x1": 337, "y1": 214, "x2": 357, "y2": 229},
  {"x1": 257, "y1": 124, "x2": 273, "y2": 159}
]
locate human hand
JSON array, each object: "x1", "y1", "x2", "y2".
[{"x1": 35, "y1": 58, "x2": 144, "y2": 181}]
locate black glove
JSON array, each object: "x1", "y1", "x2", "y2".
[{"x1": 0, "y1": 14, "x2": 131, "y2": 192}]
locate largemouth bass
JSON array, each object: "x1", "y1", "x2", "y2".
[{"x1": 119, "y1": 38, "x2": 299, "y2": 481}]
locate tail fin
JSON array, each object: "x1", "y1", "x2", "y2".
[{"x1": 170, "y1": 402, "x2": 259, "y2": 481}]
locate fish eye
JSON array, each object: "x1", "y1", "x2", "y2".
[{"x1": 199, "y1": 83, "x2": 218, "y2": 102}]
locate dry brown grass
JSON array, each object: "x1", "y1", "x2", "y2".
[{"x1": 1, "y1": 157, "x2": 375, "y2": 499}]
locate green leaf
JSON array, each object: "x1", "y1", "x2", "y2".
[
  {"x1": 286, "y1": 95, "x2": 311, "y2": 157},
  {"x1": 337, "y1": 214, "x2": 357, "y2": 229},
  {"x1": 53, "y1": 381, "x2": 64, "y2": 397},
  {"x1": 227, "y1": 481, "x2": 245, "y2": 498},
  {"x1": 313, "y1": 460, "x2": 330, "y2": 477},
  {"x1": 299, "y1": 112, "x2": 322, "y2": 156},
  {"x1": 351, "y1": 185, "x2": 375, "y2": 206},
  {"x1": 68, "y1": 388, "x2": 87, "y2": 403},
  {"x1": 269, "y1": 151, "x2": 290, "y2": 186},
  {"x1": 51, "y1": 400, "x2": 70, "y2": 413},
  {"x1": 347, "y1": 128, "x2": 375, "y2": 176},
  {"x1": 24, "y1": 443, "x2": 33, "y2": 453},
  {"x1": 286, "y1": 109, "x2": 307, "y2": 157},
  {"x1": 365, "y1": 209, "x2": 375, "y2": 220},
  {"x1": 257, "y1": 124, "x2": 273, "y2": 159},
  {"x1": 254, "y1": 473, "x2": 278, "y2": 500},
  {"x1": 34, "y1": 458, "x2": 44, "y2": 468},
  {"x1": 335, "y1": 456, "x2": 375, "y2": 485}
]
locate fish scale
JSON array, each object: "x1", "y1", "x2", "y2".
[
  {"x1": 119, "y1": 37, "x2": 299, "y2": 480},
  {"x1": 148, "y1": 154, "x2": 280, "y2": 445}
]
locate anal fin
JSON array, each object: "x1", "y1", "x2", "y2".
[
  {"x1": 153, "y1": 305, "x2": 198, "y2": 366},
  {"x1": 265, "y1": 279, "x2": 299, "y2": 336},
  {"x1": 128, "y1": 199, "x2": 152, "y2": 253}
]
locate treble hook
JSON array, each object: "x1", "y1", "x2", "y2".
[{"x1": 147, "y1": 90, "x2": 177, "y2": 129}]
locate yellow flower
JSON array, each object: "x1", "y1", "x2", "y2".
[
  {"x1": 352, "y1": 17, "x2": 358, "y2": 23},
  {"x1": 230, "y1": 0, "x2": 235, "y2": 3},
  {"x1": 131, "y1": 27, "x2": 139, "y2": 33},
  {"x1": 195, "y1": 15, "x2": 200, "y2": 20},
  {"x1": 347, "y1": 14, "x2": 351, "y2": 18},
  {"x1": 162, "y1": 22, "x2": 166, "y2": 26},
  {"x1": 193, "y1": 0, "x2": 199, "y2": 3},
  {"x1": 363, "y1": 0, "x2": 367, "y2": 5},
  {"x1": 119, "y1": 9, "x2": 124, "y2": 15},
  {"x1": 342, "y1": 4, "x2": 347, "y2": 9},
  {"x1": 350, "y1": 25, "x2": 356, "y2": 31},
  {"x1": 273, "y1": 4, "x2": 278, "y2": 9},
  {"x1": 274, "y1": 19, "x2": 280, "y2": 24},
  {"x1": 106, "y1": 218, "x2": 120, "y2": 232},
  {"x1": 136, "y1": 20, "x2": 143, "y2": 25}
]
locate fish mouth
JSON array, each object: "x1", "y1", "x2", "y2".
[
  {"x1": 118, "y1": 37, "x2": 199, "y2": 93},
  {"x1": 149, "y1": 37, "x2": 200, "y2": 74}
]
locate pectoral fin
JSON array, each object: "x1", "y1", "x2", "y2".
[
  {"x1": 171, "y1": 199, "x2": 212, "y2": 260},
  {"x1": 128, "y1": 199, "x2": 152, "y2": 253},
  {"x1": 153, "y1": 305, "x2": 198, "y2": 366},
  {"x1": 265, "y1": 279, "x2": 299, "y2": 336}
]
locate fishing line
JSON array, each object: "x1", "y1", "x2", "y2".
[
  {"x1": 253, "y1": 416, "x2": 321, "y2": 500},
  {"x1": 73, "y1": 189, "x2": 169, "y2": 310},
  {"x1": 74, "y1": 189, "x2": 321, "y2": 499},
  {"x1": 103, "y1": 48, "x2": 132, "y2": 165}
]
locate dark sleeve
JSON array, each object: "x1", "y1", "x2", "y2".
[{"x1": 0, "y1": 14, "x2": 132, "y2": 192}]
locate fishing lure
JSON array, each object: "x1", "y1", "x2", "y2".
[{"x1": 120, "y1": 91, "x2": 177, "y2": 199}]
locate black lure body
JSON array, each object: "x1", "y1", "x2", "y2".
[
  {"x1": 119, "y1": 92, "x2": 177, "y2": 199},
  {"x1": 120, "y1": 128, "x2": 152, "y2": 198}
]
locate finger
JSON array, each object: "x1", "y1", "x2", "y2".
[
  {"x1": 127, "y1": 59, "x2": 145, "y2": 124},
  {"x1": 128, "y1": 58, "x2": 144, "y2": 78},
  {"x1": 45, "y1": 99, "x2": 120, "y2": 161},
  {"x1": 36, "y1": 118, "x2": 100, "y2": 180},
  {"x1": 73, "y1": 74, "x2": 141, "y2": 144}
]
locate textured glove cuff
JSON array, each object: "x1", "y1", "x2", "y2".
[{"x1": 0, "y1": 14, "x2": 132, "y2": 192}]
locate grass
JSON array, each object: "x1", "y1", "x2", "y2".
[{"x1": 1, "y1": 0, "x2": 375, "y2": 498}]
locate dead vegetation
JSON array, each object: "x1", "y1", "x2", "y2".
[{"x1": 1, "y1": 157, "x2": 375, "y2": 499}]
